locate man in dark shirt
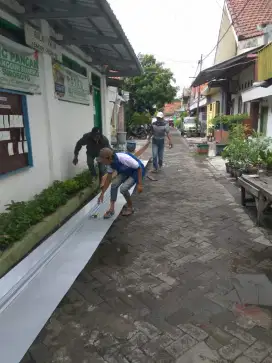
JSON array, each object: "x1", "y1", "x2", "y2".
[{"x1": 73, "y1": 127, "x2": 110, "y2": 182}]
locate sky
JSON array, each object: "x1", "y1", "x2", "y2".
[{"x1": 108, "y1": 0, "x2": 225, "y2": 94}]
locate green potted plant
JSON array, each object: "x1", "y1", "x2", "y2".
[
  {"x1": 246, "y1": 134, "x2": 272, "y2": 174},
  {"x1": 260, "y1": 142, "x2": 272, "y2": 176},
  {"x1": 196, "y1": 141, "x2": 209, "y2": 154}
]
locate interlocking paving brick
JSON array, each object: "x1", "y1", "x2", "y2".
[
  {"x1": 142, "y1": 335, "x2": 173, "y2": 356},
  {"x1": 134, "y1": 321, "x2": 161, "y2": 339},
  {"x1": 165, "y1": 334, "x2": 197, "y2": 358},
  {"x1": 234, "y1": 356, "x2": 255, "y2": 363},
  {"x1": 262, "y1": 357, "x2": 272, "y2": 363},
  {"x1": 175, "y1": 341, "x2": 226, "y2": 363},
  {"x1": 243, "y1": 341, "x2": 272, "y2": 362},
  {"x1": 223, "y1": 322, "x2": 256, "y2": 345},
  {"x1": 218, "y1": 338, "x2": 248, "y2": 360},
  {"x1": 166, "y1": 307, "x2": 194, "y2": 326},
  {"x1": 150, "y1": 349, "x2": 175, "y2": 363},
  {"x1": 104, "y1": 353, "x2": 130, "y2": 363},
  {"x1": 205, "y1": 336, "x2": 223, "y2": 350},
  {"x1": 21, "y1": 133, "x2": 272, "y2": 363},
  {"x1": 125, "y1": 348, "x2": 152, "y2": 363},
  {"x1": 178, "y1": 323, "x2": 208, "y2": 341}
]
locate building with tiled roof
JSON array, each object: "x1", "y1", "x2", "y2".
[
  {"x1": 226, "y1": 0, "x2": 272, "y2": 40},
  {"x1": 163, "y1": 101, "x2": 181, "y2": 116}
]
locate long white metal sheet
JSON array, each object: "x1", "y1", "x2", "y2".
[{"x1": 0, "y1": 160, "x2": 148, "y2": 363}]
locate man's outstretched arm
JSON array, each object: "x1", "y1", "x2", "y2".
[{"x1": 73, "y1": 134, "x2": 88, "y2": 164}]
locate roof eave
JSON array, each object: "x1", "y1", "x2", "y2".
[{"x1": 191, "y1": 45, "x2": 263, "y2": 87}]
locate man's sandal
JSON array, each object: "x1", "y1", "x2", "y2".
[
  {"x1": 103, "y1": 210, "x2": 115, "y2": 219},
  {"x1": 121, "y1": 208, "x2": 134, "y2": 216}
]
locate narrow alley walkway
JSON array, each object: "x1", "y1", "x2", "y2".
[{"x1": 23, "y1": 132, "x2": 272, "y2": 363}]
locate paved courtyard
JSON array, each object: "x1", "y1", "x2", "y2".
[{"x1": 22, "y1": 132, "x2": 272, "y2": 363}]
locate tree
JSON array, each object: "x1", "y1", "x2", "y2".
[{"x1": 124, "y1": 54, "x2": 178, "y2": 119}]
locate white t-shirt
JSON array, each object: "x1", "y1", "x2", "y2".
[{"x1": 106, "y1": 153, "x2": 139, "y2": 174}]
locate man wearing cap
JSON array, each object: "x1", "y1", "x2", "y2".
[
  {"x1": 151, "y1": 111, "x2": 172, "y2": 173},
  {"x1": 73, "y1": 127, "x2": 110, "y2": 183},
  {"x1": 97, "y1": 148, "x2": 145, "y2": 218}
]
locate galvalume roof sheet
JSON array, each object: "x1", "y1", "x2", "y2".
[{"x1": 16, "y1": 0, "x2": 141, "y2": 76}]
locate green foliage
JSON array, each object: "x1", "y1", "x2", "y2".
[
  {"x1": 0, "y1": 170, "x2": 93, "y2": 251},
  {"x1": 124, "y1": 54, "x2": 178, "y2": 118},
  {"x1": 222, "y1": 124, "x2": 272, "y2": 170},
  {"x1": 211, "y1": 114, "x2": 249, "y2": 129},
  {"x1": 174, "y1": 118, "x2": 181, "y2": 128},
  {"x1": 130, "y1": 112, "x2": 151, "y2": 126}
]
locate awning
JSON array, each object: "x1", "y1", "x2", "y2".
[
  {"x1": 201, "y1": 85, "x2": 221, "y2": 96},
  {"x1": 192, "y1": 46, "x2": 263, "y2": 87},
  {"x1": 190, "y1": 97, "x2": 207, "y2": 111},
  {"x1": 242, "y1": 85, "x2": 272, "y2": 102},
  {"x1": 12, "y1": 0, "x2": 142, "y2": 76}
]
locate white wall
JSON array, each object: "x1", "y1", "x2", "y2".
[
  {"x1": 214, "y1": 5, "x2": 237, "y2": 64},
  {"x1": 263, "y1": 97, "x2": 272, "y2": 137},
  {"x1": 231, "y1": 65, "x2": 255, "y2": 114},
  {"x1": 0, "y1": 14, "x2": 111, "y2": 211}
]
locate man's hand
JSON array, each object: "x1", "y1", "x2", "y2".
[
  {"x1": 73, "y1": 156, "x2": 78, "y2": 165},
  {"x1": 98, "y1": 192, "x2": 104, "y2": 204},
  {"x1": 137, "y1": 184, "x2": 143, "y2": 193}
]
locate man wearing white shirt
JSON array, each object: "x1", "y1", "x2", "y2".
[{"x1": 98, "y1": 148, "x2": 145, "y2": 218}]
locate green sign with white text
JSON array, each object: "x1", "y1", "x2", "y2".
[
  {"x1": 0, "y1": 44, "x2": 40, "y2": 93},
  {"x1": 52, "y1": 61, "x2": 90, "y2": 105}
]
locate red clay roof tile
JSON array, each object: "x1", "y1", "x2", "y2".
[{"x1": 226, "y1": 0, "x2": 272, "y2": 39}]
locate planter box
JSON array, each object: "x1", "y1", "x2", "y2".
[
  {"x1": 216, "y1": 144, "x2": 227, "y2": 156},
  {"x1": 197, "y1": 144, "x2": 209, "y2": 154},
  {"x1": 0, "y1": 185, "x2": 98, "y2": 278}
]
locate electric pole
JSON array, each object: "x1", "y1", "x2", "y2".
[{"x1": 196, "y1": 54, "x2": 203, "y2": 122}]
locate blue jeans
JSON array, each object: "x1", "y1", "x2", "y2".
[{"x1": 152, "y1": 138, "x2": 165, "y2": 170}]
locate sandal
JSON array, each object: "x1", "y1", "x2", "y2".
[
  {"x1": 103, "y1": 210, "x2": 115, "y2": 219},
  {"x1": 121, "y1": 204, "x2": 128, "y2": 211},
  {"x1": 122, "y1": 208, "x2": 134, "y2": 216}
]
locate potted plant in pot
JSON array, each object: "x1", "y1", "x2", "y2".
[
  {"x1": 246, "y1": 134, "x2": 272, "y2": 175},
  {"x1": 221, "y1": 146, "x2": 231, "y2": 173},
  {"x1": 260, "y1": 142, "x2": 272, "y2": 176},
  {"x1": 222, "y1": 124, "x2": 249, "y2": 177},
  {"x1": 196, "y1": 141, "x2": 209, "y2": 155}
]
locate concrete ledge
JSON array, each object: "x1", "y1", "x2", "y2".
[{"x1": 0, "y1": 185, "x2": 98, "y2": 278}]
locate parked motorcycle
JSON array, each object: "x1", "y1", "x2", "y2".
[{"x1": 128, "y1": 125, "x2": 148, "y2": 139}]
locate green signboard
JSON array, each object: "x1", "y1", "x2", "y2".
[
  {"x1": 52, "y1": 61, "x2": 90, "y2": 105},
  {"x1": 0, "y1": 44, "x2": 40, "y2": 93}
]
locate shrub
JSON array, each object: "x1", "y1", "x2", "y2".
[{"x1": 0, "y1": 170, "x2": 94, "y2": 251}]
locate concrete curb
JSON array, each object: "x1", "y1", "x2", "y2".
[{"x1": 0, "y1": 185, "x2": 98, "y2": 278}]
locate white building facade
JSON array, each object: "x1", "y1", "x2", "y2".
[{"x1": 0, "y1": 0, "x2": 141, "y2": 211}]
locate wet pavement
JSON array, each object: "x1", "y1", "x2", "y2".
[{"x1": 22, "y1": 131, "x2": 272, "y2": 363}]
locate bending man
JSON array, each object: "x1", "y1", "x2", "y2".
[{"x1": 98, "y1": 148, "x2": 145, "y2": 218}]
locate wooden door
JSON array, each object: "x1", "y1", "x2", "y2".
[{"x1": 250, "y1": 102, "x2": 259, "y2": 131}]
